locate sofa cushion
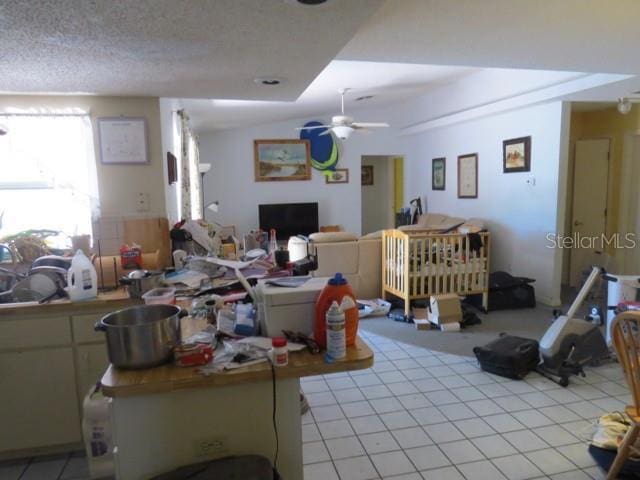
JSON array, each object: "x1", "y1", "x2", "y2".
[
  {"x1": 309, "y1": 232, "x2": 358, "y2": 243},
  {"x1": 312, "y1": 241, "x2": 359, "y2": 275},
  {"x1": 457, "y1": 218, "x2": 486, "y2": 234},
  {"x1": 415, "y1": 213, "x2": 449, "y2": 228},
  {"x1": 360, "y1": 230, "x2": 383, "y2": 240}
]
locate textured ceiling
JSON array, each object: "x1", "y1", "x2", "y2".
[
  {"x1": 339, "y1": 0, "x2": 640, "y2": 74},
  {"x1": 0, "y1": 0, "x2": 382, "y2": 99},
  {"x1": 181, "y1": 60, "x2": 476, "y2": 131}
]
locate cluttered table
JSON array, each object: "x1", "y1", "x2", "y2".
[
  {"x1": 101, "y1": 335, "x2": 373, "y2": 398},
  {"x1": 100, "y1": 293, "x2": 374, "y2": 480}
]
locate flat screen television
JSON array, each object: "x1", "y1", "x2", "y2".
[{"x1": 258, "y1": 202, "x2": 319, "y2": 240}]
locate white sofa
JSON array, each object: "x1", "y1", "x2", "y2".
[{"x1": 288, "y1": 232, "x2": 382, "y2": 299}]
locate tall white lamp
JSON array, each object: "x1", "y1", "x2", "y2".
[{"x1": 198, "y1": 163, "x2": 211, "y2": 218}]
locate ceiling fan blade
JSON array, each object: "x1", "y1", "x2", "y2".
[
  {"x1": 351, "y1": 122, "x2": 390, "y2": 128},
  {"x1": 319, "y1": 129, "x2": 333, "y2": 136},
  {"x1": 296, "y1": 125, "x2": 332, "y2": 130}
]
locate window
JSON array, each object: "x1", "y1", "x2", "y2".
[{"x1": 0, "y1": 113, "x2": 99, "y2": 241}]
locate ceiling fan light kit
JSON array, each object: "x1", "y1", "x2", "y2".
[
  {"x1": 332, "y1": 125, "x2": 354, "y2": 140},
  {"x1": 296, "y1": 89, "x2": 389, "y2": 140},
  {"x1": 618, "y1": 97, "x2": 632, "y2": 114}
]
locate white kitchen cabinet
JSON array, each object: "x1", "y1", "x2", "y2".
[
  {"x1": 0, "y1": 348, "x2": 82, "y2": 452},
  {"x1": 0, "y1": 291, "x2": 139, "y2": 458}
]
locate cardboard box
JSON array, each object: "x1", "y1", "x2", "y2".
[
  {"x1": 440, "y1": 322, "x2": 461, "y2": 332},
  {"x1": 412, "y1": 307, "x2": 428, "y2": 320},
  {"x1": 429, "y1": 294, "x2": 462, "y2": 325},
  {"x1": 414, "y1": 319, "x2": 431, "y2": 331}
]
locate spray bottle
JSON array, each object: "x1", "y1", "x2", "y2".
[{"x1": 325, "y1": 301, "x2": 346, "y2": 361}]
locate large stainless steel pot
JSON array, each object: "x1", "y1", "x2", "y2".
[{"x1": 95, "y1": 304, "x2": 186, "y2": 369}]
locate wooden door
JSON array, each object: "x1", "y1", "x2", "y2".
[{"x1": 569, "y1": 139, "x2": 610, "y2": 286}]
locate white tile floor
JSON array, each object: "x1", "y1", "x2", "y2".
[
  {"x1": 301, "y1": 330, "x2": 629, "y2": 480},
  {"x1": 1, "y1": 330, "x2": 629, "y2": 480}
]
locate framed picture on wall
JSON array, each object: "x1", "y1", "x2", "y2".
[
  {"x1": 432, "y1": 157, "x2": 446, "y2": 190},
  {"x1": 457, "y1": 153, "x2": 478, "y2": 198},
  {"x1": 325, "y1": 168, "x2": 349, "y2": 184},
  {"x1": 503, "y1": 136, "x2": 531, "y2": 173},
  {"x1": 254, "y1": 139, "x2": 311, "y2": 181},
  {"x1": 98, "y1": 117, "x2": 149, "y2": 164},
  {"x1": 361, "y1": 165, "x2": 374, "y2": 185}
]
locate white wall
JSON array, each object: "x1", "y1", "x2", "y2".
[
  {"x1": 197, "y1": 100, "x2": 569, "y2": 304},
  {"x1": 159, "y1": 98, "x2": 182, "y2": 225},
  {"x1": 198, "y1": 111, "x2": 411, "y2": 236},
  {"x1": 406, "y1": 101, "x2": 569, "y2": 305}
]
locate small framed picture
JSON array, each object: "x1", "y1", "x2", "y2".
[
  {"x1": 325, "y1": 168, "x2": 349, "y2": 184},
  {"x1": 361, "y1": 165, "x2": 374, "y2": 186},
  {"x1": 458, "y1": 153, "x2": 478, "y2": 199},
  {"x1": 432, "y1": 157, "x2": 446, "y2": 190},
  {"x1": 503, "y1": 136, "x2": 531, "y2": 173}
]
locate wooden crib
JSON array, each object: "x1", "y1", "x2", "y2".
[{"x1": 382, "y1": 229, "x2": 490, "y2": 316}]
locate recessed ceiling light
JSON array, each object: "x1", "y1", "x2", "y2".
[
  {"x1": 355, "y1": 95, "x2": 374, "y2": 102},
  {"x1": 253, "y1": 76, "x2": 285, "y2": 86},
  {"x1": 283, "y1": 0, "x2": 331, "y2": 6},
  {"x1": 284, "y1": 0, "x2": 329, "y2": 5}
]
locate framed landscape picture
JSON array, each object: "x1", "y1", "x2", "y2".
[
  {"x1": 503, "y1": 136, "x2": 531, "y2": 173},
  {"x1": 325, "y1": 168, "x2": 349, "y2": 184},
  {"x1": 432, "y1": 157, "x2": 446, "y2": 190},
  {"x1": 254, "y1": 139, "x2": 311, "y2": 181},
  {"x1": 458, "y1": 153, "x2": 478, "y2": 198},
  {"x1": 361, "y1": 165, "x2": 374, "y2": 185}
]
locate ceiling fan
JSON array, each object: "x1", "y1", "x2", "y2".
[{"x1": 297, "y1": 89, "x2": 390, "y2": 140}]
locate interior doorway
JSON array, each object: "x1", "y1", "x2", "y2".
[
  {"x1": 361, "y1": 155, "x2": 403, "y2": 235},
  {"x1": 568, "y1": 138, "x2": 610, "y2": 286}
]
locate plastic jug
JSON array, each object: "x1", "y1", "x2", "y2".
[
  {"x1": 67, "y1": 249, "x2": 98, "y2": 301},
  {"x1": 314, "y1": 273, "x2": 358, "y2": 348}
]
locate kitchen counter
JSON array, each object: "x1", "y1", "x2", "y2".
[
  {"x1": 101, "y1": 327, "x2": 373, "y2": 479},
  {"x1": 0, "y1": 288, "x2": 138, "y2": 316},
  {"x1": 101, "y1": 336, "x2": 373, "y2": 397}
]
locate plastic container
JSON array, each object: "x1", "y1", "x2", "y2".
[
  {"x1": 271, "y1": 337, "x2": 288, "y2": 366},
  {"x1": 67, "y1": 249, "x2": 98, "y2": 302},
  {"x1": 82, "y1": 384, "x2": 114, "y2": 479},
  {"x1": 326, "y1": 301, "x2": 346, "y2": 360},
  {"x1": 314, "y1": 273, "x2": 358, "y2": 348},
  {"x1": 141, "y1": 287, "x2": 176, "y2": 305},
  {"x1": 606, "y1": 274, "x2": 640, "y2": 345}
]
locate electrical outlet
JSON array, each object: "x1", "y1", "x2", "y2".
[
  {"x1": 136, "y1": 192, "x2": 150, "y2": 212},
  {"x1": 195, "y1": 436, "x2": 228, "y2": 457}
]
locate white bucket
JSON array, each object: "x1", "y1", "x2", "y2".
[{"x1": 606, "y1": 274, "x2": 640, "y2": 345}]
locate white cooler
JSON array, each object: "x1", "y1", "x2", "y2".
[
  {"x1": 256, "y1": 277, "x2": 328, "y2": 338},
  {"x1": 606, "y1": 274, "x2": 640, "y2": 345}
]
